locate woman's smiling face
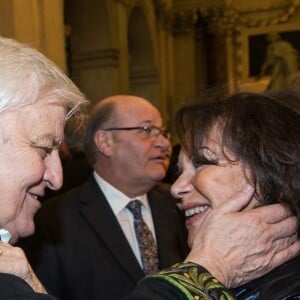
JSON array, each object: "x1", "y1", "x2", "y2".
[{"x1": 171, "y1": 125, "x2": 257, "y2": 246}]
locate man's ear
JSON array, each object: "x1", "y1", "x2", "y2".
[{"x1": 94, "y1": 130, "x2": 113, "y2": 156}]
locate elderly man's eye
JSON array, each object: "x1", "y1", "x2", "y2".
[
  {"x1": 43, "y1": 147, "x2": 53, "y2": 154},
  {"x1": 36, "y1": 147, "x2": 53, "y2": 158}
]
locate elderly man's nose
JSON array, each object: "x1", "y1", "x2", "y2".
[{"x1": 44, "y1": 150, "x2": 63, "y2": 190}]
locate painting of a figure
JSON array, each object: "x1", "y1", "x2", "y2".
[{"x1": 249, "y1": 30, "x2": 300, "y2": 91}]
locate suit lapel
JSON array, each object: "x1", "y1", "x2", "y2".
[{"x1": 79, "y1": 177, "x2": 144, "y2": 283}]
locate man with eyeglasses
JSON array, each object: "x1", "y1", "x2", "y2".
[{"x1": 19, "y1": 95, "x2": 190, "y2": 300}]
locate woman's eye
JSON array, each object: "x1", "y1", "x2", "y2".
[
  {"x1": 193, "y1": 159, "x2": 218, "y2": 169},
  {"x1": 193, "y1": 161, "x2": 204, "y2": 169}
]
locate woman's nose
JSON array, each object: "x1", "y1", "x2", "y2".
[{"x1": 171, "y1": 172, "x2": 194, "y2": 199}]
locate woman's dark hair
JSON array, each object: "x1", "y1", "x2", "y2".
[{"x1": 176, "y1": 91, "x2": 300, "y2": 232}]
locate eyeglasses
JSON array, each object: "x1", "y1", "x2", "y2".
[{"x1": 103, "y1": 125, "x2": 171, "y2": 139}]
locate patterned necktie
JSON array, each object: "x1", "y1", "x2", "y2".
[{"x1": 126, "y1": 200, "x2": 159, "y2": 275}]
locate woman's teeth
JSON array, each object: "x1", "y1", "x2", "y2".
[{"x1": 185, "y1": 205, "x2": 209, "y2": 218}]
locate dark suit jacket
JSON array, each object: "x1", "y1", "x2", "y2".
[
  {"x1": 0, "y1": 273, "x2": 57, "y2": 299},
  {"x1": 19, "y1": 176, "x2": 189, "y2": 300}
]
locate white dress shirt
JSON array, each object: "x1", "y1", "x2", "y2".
[{"x1": 93, "y1": 171, "x2": 157, "y2": 267}]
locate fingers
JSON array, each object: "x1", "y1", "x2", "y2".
[
  {"x1": 268, "y1": 216, "x2": 298, "y2": 241},
  {"x1": 253, "y1": 203, "x2": 293, "y2": 224},
  {"x1": 270, "y1": 239, "x2": 300, "y2": 271},
  {"x1": 216, "y1": 184, "x2": 254, "y2": 214},
  {"x1": 0, "y1": 242, "x2": 22, "y2": 253},
  {"x1": 272, "y1": 232, "x2": 298, "y2": 251},
  {"x1": 0, "y1": 241, "x2": 15, "y2": 251}
]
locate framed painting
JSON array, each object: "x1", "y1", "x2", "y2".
[{"x1": 236, "y1": 22, "x2": 300, "y2": 92}]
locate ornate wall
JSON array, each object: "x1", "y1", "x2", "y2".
[
  {"x1": 0, "y1": 0, "x2": 66, "y2": 71},
  {"x1": 0, "y1": 0, "x2": 299, "y2": 137}
]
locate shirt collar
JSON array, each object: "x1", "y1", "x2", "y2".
[{"x1": 93, "y1": 171, "x2": 149, "y2": 215}]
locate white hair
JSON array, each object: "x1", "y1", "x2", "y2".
[{"x1": 0, "y1": 36, "x2": 88, "y2": 117}]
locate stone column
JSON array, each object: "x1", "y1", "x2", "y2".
[{"x1": 12, "y1": 0, "x2": 66, "y2": 70}]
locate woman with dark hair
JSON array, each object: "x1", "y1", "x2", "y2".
[{"x1": 171, "y1": 91, "x2": 300, "y2": 299}]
